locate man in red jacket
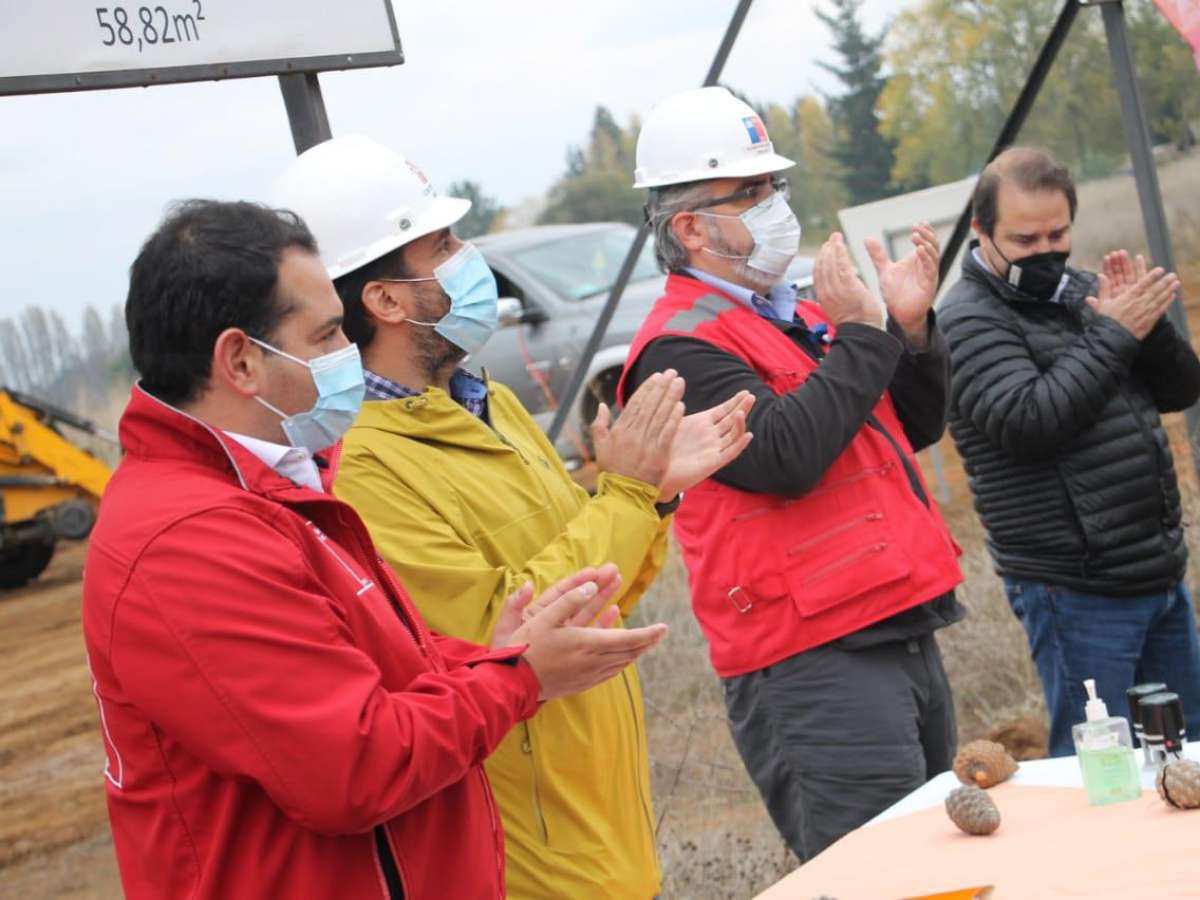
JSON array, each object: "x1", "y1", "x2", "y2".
[
  {"x1": 619, "y1": 87, "x2": 965, "y2": 860},
  {"x1": 83, "y1": 199, "x2": 667, "y2": 899}
]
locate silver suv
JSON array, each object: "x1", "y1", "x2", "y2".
[{"x1": 472, "y1": 222, "x2": 814, "y2": 463}]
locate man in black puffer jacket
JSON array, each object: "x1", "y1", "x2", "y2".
[{"x1": 940, "y1": 147, "x2": 1200, "y2": 756}]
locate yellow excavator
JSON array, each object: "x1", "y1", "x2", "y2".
[{"x1": 0, "y1": 388, "x2": 114, "y2": 590}]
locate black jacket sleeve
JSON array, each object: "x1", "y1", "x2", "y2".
[
  {"x1": 940, "y1": 299, "x2": 1141, "y2": 464},
  {"x1": 1131, "y1": 315, "x2": 1200, "y2": 412},
  {"x1": 885, "y1": 312, "x2": 951, "y2": 452},
  {"x1": 626, "y1": 324, "x2": 903, "y2": 497}
]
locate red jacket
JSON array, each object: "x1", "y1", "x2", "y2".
[
  {"x1": 619, "y1": 275, "x2": 962, "y2": 677},
  {"x1": 83, "y1": 386, "x2": 541, "y2": 899}
]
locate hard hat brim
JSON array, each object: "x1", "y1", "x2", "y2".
[
  {"x1": 326, "y1": 195, "x2": 472, "y2": 281},
  {"x1": 633, "y1": 151, "x2": 795, "y2": 190}
]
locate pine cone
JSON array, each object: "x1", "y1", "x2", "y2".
[
  {"x1": 945, "y1": 785, "x2": 1001, "y2": 835},
  {"x1": 1156, "y1": 759, "x2": 1200, "y2": 809},
  {"x1": 953, "y1": 739, "x2": 1019, "y2": 788}
]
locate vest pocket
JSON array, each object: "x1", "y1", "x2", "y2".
[{"x1": 781, "y1": 511, "x2": 912, "y2": 618}]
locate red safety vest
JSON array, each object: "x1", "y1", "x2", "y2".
[{"x1": 619, "y1": 274, "x2": 963, "y2": 677}]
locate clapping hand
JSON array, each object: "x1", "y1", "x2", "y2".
[{"x1": 865, "y1": 221, "x2": 940, "y2": 346}]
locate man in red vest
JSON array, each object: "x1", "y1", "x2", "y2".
[{"x1": 619, "y1": 87, "x2": 966, "y2": 859}]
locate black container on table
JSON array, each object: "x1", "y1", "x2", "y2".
[{"x1": 1140, "y1": 691, "x2": 1187, "y2": 765}]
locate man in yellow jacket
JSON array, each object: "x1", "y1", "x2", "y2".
[{"x1": 272, "y1": 135, "x2": 754, "y2": 899}]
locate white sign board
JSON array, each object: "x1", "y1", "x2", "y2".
[
  {"x1": 0, "y1": 0, "x2": 401, "y2": 95},
  {"x1": 838, "y1": 176, "x2": 977, "y2": 307}
]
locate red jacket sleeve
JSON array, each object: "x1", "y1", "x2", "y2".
[
  {"x1": 429, "y1": 631, "x2": 532, "y2": 670},
  {"x1": 106, "y1": 508, "x2": 540, "y2": 835}
]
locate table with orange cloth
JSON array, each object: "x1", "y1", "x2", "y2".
[{"x1": 756, "y1": 742, "x2": 1200, "y2": 899}]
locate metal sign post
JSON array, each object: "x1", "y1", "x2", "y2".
[
  {"x1": 547, "y1": 0, "x2": 756, "y2": 443},
  {"x1": 1097, "y1": 0, "x2": 1200, "y2": 456},
  {"x1": 278, "y1": 73, "x2": 333, "y2": 154}
]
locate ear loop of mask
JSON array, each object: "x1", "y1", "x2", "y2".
[
  {"x1": 372, "y1": 275, "x2": 442, "y2": 327},
  {"x1": 695, "y1": 211, "x2": 754, "y2": 262}
]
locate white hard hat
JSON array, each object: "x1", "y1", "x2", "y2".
[
  {"x1": 270, "y1": 134, "x2": 470, "y2": 280},
  {"x1": 633, "y1": 86, "x2": 795, "y2": 190}
]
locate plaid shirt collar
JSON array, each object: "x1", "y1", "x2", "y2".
[{"x1": 363, "y1": 368, "x2": 489, "y2": 419}]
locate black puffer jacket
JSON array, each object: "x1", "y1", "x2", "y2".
[{"x1": 939, "y1": 245, "x2": 1200, "y2": 596}]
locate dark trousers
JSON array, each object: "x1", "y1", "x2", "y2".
[
  {"x1": 722, "y1": 633, "x2": 956, "y2": 861},
  {"x1": 1003, "y1": 578, "x2": 1200, "y2": 757}
]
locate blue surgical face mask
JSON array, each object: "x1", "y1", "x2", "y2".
[
  {"x1": 249, "y1": 338, "x2": 365, "y2": 454},
  {"x1": 384, "y1": 243, "x2": 499, "y2": 356}
]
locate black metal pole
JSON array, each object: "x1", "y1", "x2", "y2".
[
  {"x1": 547, "y1": 0, "x2": 756, "y2": 443},
  {"x1": 1098, "y1": 0, "x2": 1200, "y2": 472},
  {"x1": 278, "y1": 72, "x2": 332, "y2": 155},
  {"x1": 937, "y1": 0, "x2": 1080, "y2": 286}
]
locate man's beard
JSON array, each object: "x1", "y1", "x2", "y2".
[
  {"x1": 703, "y1": 219, "x2": 776, "y2": 292},
  {"x1": 411, "y1": 281, "x2": 467, "y2": 379}
]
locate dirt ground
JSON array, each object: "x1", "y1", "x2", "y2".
[{"x1": 0, "y1": 541, "x2": 122, "y2": 898}]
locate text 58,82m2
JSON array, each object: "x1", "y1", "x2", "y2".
[{"x1": 95, "y1": 2, "x2": 205, "y2": 53}]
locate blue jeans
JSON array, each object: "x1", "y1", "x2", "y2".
[{"x1": 1002, "y1": 578, "x2": 1200, "y2": 757}]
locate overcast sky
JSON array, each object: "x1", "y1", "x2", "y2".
[{"x1": 0, "y1": 0, "x2": 896, "y2": 327}]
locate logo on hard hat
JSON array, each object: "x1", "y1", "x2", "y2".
[
  {"x1": 741, "y1": 115, "x2": 768, "y2": 146},
  {"x1": 405, "y1": 160, "x2": 435, "y2": 197}
]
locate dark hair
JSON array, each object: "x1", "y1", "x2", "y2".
[
  {"x1": 331, "y1": 245, "x2": 412, "y2": 349},
  {"x1": 126, "y1": 199, "x2": 318, "y2": 406},
  {"x1": 973, "y1": 147, "x2": 1078, "y2": 237}
]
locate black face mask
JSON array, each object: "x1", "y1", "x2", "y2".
[{"x1": 991, "y1": 244, "x2": 1069, "y2": 301}]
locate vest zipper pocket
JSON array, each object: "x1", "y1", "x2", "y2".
[
  {"x1": 804, "y1": 462, "x2": 895, "y2": 499},
  {"x1": 798, "y1": 542, "x2": 888, "y2": 586},
  {"x1": 786, "y1": 512, "x2": 883, "y2": 556},
  {"x1": 521, "y1": 723, "x2": 550, "y2": 844}
]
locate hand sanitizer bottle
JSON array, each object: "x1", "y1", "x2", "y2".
[{"x1": 1072, "y1": 679, "x2": 1141, "y2": 806}]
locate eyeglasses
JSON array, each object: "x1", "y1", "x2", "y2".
[
  {"x1": 642, "y1": 174, "x2": 790, "y2": 224},
  {"x1": 691, "y1": 175, "x2": 790, "y2": 212}
]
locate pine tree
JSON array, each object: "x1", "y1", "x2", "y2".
[
  {"x1": 447, "y1": 180, "x2": 503, "y2": 239},
  {"x1": 816, "y1": 0, "x2": 896, "y2": 204}
]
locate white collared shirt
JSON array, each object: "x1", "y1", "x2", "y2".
[
  {"x1": 224, "y1": 431, "x2": 323, "y2": 493},
  {"x1": 684, "y1": 266, "x2": 798, "y2": 322}
]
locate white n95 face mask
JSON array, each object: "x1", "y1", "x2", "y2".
[{"x1": 699, "y1": 190, "x2": 802, "y2": 281}]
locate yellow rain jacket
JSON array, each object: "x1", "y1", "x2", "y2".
[{"x1": 334, "y1": 377, "x2": 667, "y2": 899}]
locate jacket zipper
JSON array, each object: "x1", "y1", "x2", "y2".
[
  {"x1": 520, "y1": 723, "x2": 551, "y2": 843},
  {"x1": 786, "y1": 512, "x2": 883, "y2": 556},
  {"x1": 619, "y1": 669, "x2": 657, "y2": 840},
  {"x1": 491, "y1": 424, "x2": 530, "y2": 465},
  {"x1": 373, "y1": 826, "x2": 407, "y2": 899},
  {"x1": 800, "y1": 542, "x2": 888, "y2": 585}
]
